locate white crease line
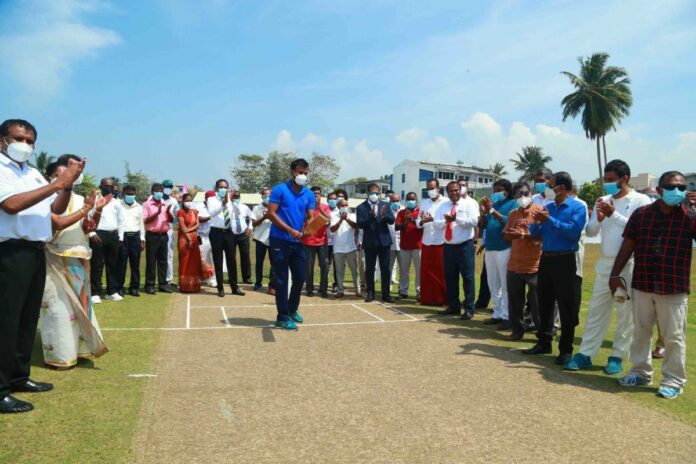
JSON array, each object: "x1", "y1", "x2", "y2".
[
  {"x1": 221, "y1": 306, "x2": 231, "y2": 326},
  {"x1": 186, "y1": 295, "x2": 191, "y2": 329},
  {"x1": 188, "y1": 302, "x2": 383, "y2": 309},
  {"x1": 127, "y1": 374, "x2": 157, "y2": 378},
  {"x1": 381, "y1": 303, "x2": 418, "y2": 321},
  {"x1": 351, "y1": 303, "x2": 384, "y2": 322}
]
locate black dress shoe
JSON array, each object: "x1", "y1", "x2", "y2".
[
  {"x1": 11, "y1": 379, "x2": 53, "y2": 393},
  {"x1": 364, "y1": 292, "x2": 374, "y2": 303},
  {"x1": 506, "y1": 331, "x2": 525, "y2": 341},
  {"x1": 145, "y1": 287, "x2": 156, "y2": 295},
  {"x1": 460, "y1": 312, "x2": 474, "y2": 321},
  {"x1": 441, "y1": 308, "x2": 460, "y2": 316},
  {"x1": 320, "y1": 291, "x2": 329, "y2": 298},
  {"x1": 306, "y1": 291, "x2": 314, "y2": 297},
  {"x1": 231, "y1": 287, "x2": 245, "y2": 296},
  {"x1": 0, "y1": 395, "x2": 33, "y2": 414},
  {"x1": 496, "y1": 320, "x2": 512, "y2": 331},
  {"x1": 117, "y1": 288, "x2": 125, "y2": 297},
  {"x1": 483, "y1": 317, "x2": 503, "y2": 325},
  {"x1": 397, "y1": 293, "x2": 408, "y2": 299},
  {"x1": 382, "y1": 296, "x2": 395, "y2": 304},
  {"x1": 217, "y1": 290, "x2": 225, "y2": 298},
  {"x1": 159, "y1": 285, "x2": 174, "y2": 293},
  {"x1": 555, "y1": 352, "x2": 572, "y2": 365},
  {"x1": 167, "y1": 282, "x2": 179, "y2": 288},
  {"x1": 129, "y1": 289, "x2": 140, "y2": 297},
  {"x1": 243, "y1": 279, "x2": 253, "y2": 285},
  {"x1": 521, "y1": 343, "x2": 552, "y2": 355}
]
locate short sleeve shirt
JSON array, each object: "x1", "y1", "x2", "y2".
[{"x1": 269, "y1": 180, "x2": 316, "y2": 243}]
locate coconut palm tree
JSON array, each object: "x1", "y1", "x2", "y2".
[
  {"x1": 561, "y1": 52, "x2": 632, "y2": 183},
  {"x1": 489, "y1": 162, "x2": 508, "y2": 180},
  {"x1": 509, "y1": 146, "x2": 553, "y2": 182},
  {"x1": 30, "y1": 151, "x2": 55, "y2": 174}
]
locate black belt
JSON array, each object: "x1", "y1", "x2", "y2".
[
  {"x1": 1, "y1": 238, "x2": 45, "y2": 249},
  {"x1": 211, "y1": 227, "x2": 234, "y2": 233},
  {"x1": 146, "y1": 231, "x2": 168, "y2": 237},
  {"x1": 542, "y1": 251, "x2": 574, "y2": 257},
  {"x1": 97, "y1": 229, "x2": 118, "y2": 234},
  {"x1": 124, "y1": 232, "x2": 140, "y2": 236},
  {"x1": 444, "y1": 239, "x2": 473, "y2": 247}
]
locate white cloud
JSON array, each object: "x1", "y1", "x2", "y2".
[
  {"x1": 420, "y1": 136, "x2": 451, "y2": 161},
  {"x1": 0, "y1": 0, "x2": 121, "y2": 99},
  {"x1": 460, "y1": 112, "x2": 503, "y2": 140},
  {"x1": 331, "y1": 137, "x2": 390, "y2": 181},
  {"x1": 301, "y1": 132, "x2": 325, "y2": 151},
  {"x1": 271, "y1": 130, "x2": 296, "y2": 152},
  {"x1": 395, "y1": 127, "x2": 427, "y2": 147}
]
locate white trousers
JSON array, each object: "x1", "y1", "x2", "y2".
[
  {"x1": 629, "y1": 290, "x2": 688, "y2": 389},
  {"x1": 166, "y1": 228, "x2": 175, "y2": 282},
  {"x1": 485, "y1": 249, "x2": 511, "y2": 320},
  {"x1": 578, "y1": 257, "x2": 634, "y2": 359},
  {"x1": 398, "y1": 249, "x2": 421, "y2": 296}
]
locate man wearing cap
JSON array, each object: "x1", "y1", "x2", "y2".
[{"x1": 161, "y1": 179, "x2": 180, "y2": 287}]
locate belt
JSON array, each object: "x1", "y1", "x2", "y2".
[
  {"x1": 444, "y1": 239, "x2": 473, "y2": 247},
  {"x1": 146, "y1": 231, "x2": 168, "y2": 237},
  {"x1": 542, "y1": 251, "x2": 574, "y2": 257},
  {"x1": 97, "y1": 229, "x2": 118, "y2": 234},
  {"x1": 1, "y1": 238, "x2": 45, "y2": 249},
  {"x1": 211, "y1": 227, "x2": 234, "y2": 233},
  {"x1": 124, "y1": 231, "x2": 140, "y2": 236}
]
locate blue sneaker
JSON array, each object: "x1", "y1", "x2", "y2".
[
  {"x1": 604, "y1": 356, "x2": 623, "y2": 376},
  {"x1": 290, "y1": 311, "x2": 304, "y2": 324},
  {"x1": 274, "y1": 319, "x2": 298, "y2": 331},
  {"x1": 657, "y1": 386, "x2": 683, "y2": 400},
  {"x1": 618, "y1": 372, "x2": 652, "y2": 387},
  {"x1": 563, "y1": 353, "x2": 592, "y2": 371}
]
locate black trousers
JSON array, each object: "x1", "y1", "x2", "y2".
[
  {"x1": 536, "y1": 253, "x2": 579, "y2": 354},
  {"x1": 328, "y1": 245, "x2": 338, "y2": 287},
  {"x1": 305, "y1": 244, "x2": 329, "y2": 293},
  {"x1": 444, "y1": 240, "x2": 476, "y2": 313},
  {"x1": 254, "y1": 240, "x2": 275, "y2": 288},
  {"x1": 210, "y1": 227, "x2": 238, "y2": 290},
  {"x1": 507, "y1": 271, "x2": 540, "y2": 335},
  {"x1": 364, "y1": 246, "x2": 390, "y2": 298},
  {"x1": 475, "y1": 255, "x2": 491, "y2": 308},
  {"x1": 0, "y1": 240, "x2": 46, "y2": 398},
  {"x1": 118, "y1": 233, "x2": 141, "y2": 291},
  {"x1": 145, "y1": 231, "x2": 168, "y2": 288},
  {"x1": 91, "y1": 229, "x2": 120, "y2": 295},
  {"x1": 234, "y1": 233, "x2": 252, "y2": 282}
]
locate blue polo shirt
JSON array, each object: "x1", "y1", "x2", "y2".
[
  {"x1": 269, "y1": 180, "x2": 316, "y2": 242},
  {"x1": 484, "y1": 198, "x2": 516, "y2": 251},
  {"x1": 529, "y1": 196, "x2": 587, "y2": 252}
]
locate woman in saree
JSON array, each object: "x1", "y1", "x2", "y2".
[
  {"x1": 178, "y1": 193, "x2": 212, "y2": 293},
  {"x1": 40, "y1": 156, "x2": 111, "y2": 369}
]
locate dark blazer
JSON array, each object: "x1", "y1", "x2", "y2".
[{"x1": 356, "y1": 200, "x2": 395, "y2": 249}]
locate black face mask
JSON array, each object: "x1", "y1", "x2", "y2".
[
  {"x1": 113, "y1": 191, "x2": 120, "y2": 199},
  {"x1": 101, "y1": 186, "x2": 113, "y2": 196}
]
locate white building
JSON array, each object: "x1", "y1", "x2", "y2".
[
  {"x1": 685, "y1": 172, "x2": 696, "y2": 192},
  {"x1": 337, "y1": 178, "x2": 391, "y2": 200},
  {"x1": 391, "y1": 160, "x2": 496, "y2": 200},
  {"x1": 630, "y1": 173, "x2": 658, "y2": 191}
]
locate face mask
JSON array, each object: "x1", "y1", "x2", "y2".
[
  {"x1": 603, "y1": 181, "x2": 621, "y2": 196},
  {"x1": 101, "y1": 186, "x2": 113, "y2": 196},
  {"x1": 459, "y1": 185, "x2": 467, "y2": 194},
  {"x1": 490, "y1": 192, "x2": 505, "y2": 203},
  {"x1": 368, "y1": 193, "x2": 380, "y2": 203},
  {"x1": 163, "y1": 187, "x2": 173, "y2": 196},
  {"x1": 427, "y1": 188, "x2": 439, "y2": 199},
  {"x1": 73, "y1": 173, "x2": 84, "y2": 185},
  {"x1": 327, "y1": 199, "x2": 338, "y2": 208},
  {"x1": 184, "y1": 201, "x2": 194, "y2": 209},
  {"x1": 516, "y1": 196, "x2": 532, "y2": 208},
  {"x1": 113, "y1": 191, "x2": 120, "y2": 199},
  {"x1": 660, "y1": 188, "x2": 686, "y2": 207},
  {"x1": 339, "y1": 207, "x2": 347, "y2": 214},
  {"x1": 234, "y1": 198, "x2": 241, "y2": 205},
  {"x1": 294, "y1": 173, "x2": 308, "y2": 186},
  {"x1": 262, "y1": 196, "x2": 270, "y2": 205},
  {"x1": 545, "y1": 186, "x2": 557, "y2": 201},
  {"x1": 4, "y1": 139, "x2": 34, "y2": 163},
  {"x1": 153, "y1": 191, "x2": 164, "y2": 201},
  {"x1": 535, "y1": 182, "x2": 547, "y2": 193},
  {"x1": 406, "y1": 200, "x2": 417, "y2": 209},
  {"x1": 217, "y1": 188, "x2": 227, "y2": 198},
  {"x1": 390, "y1": 202, "x2": 400, "y2": 211},
  {"x1": 124, "y1": 194, "x2": 136, "y2": 205}
]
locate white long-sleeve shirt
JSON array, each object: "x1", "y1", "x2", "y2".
[
  {"x1": 207, "y1": 196, "x2": 253, "y2": 233},
  {"x1": 416, "y1": 196, "x2": 448, "y2": 246},
  {"x1": 433, "y1": 197, "x2": 479, "y2": 244},
  {"x1": 119, "y1": 200, "x2": 145, "y2": 241},
  {"x1": 96, "y1": 195, "x2": 122, "y2": 232}
]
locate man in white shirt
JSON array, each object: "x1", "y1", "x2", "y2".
[
  {"x1": 532, "y1": 168, "x2": 553, "y2": 207},
  {"x1": 565, "y1": 160, "x2": 652, "y2": 374},
  {"x1": 161, "y1": 179, "x2": 179, "y2": 287},
  {"x1": 196, "y1": 191, "x2": 216, "y2": 288},
  {"x1": 386, "y1": 192, "x2": 401, "y2": 291},
  {"x1": 117, "y1": 184, "x2": 145, "y2": 297},
  {"x1": 434, "y1": 181, "x2": 480, "y2": 317},
  {"x1": 252, "y1": 188, "x2": 275, "y2": 293},
  {"x1": 0, "y1": 118, "x2": 83, "y2": 414},
  {"x1": 207, "y1": 180, "x2": 245, "y2": 297},
  {"x1": 90, "y1": 177, "x2": 123, "y2": 302},
  {"x1": 327, "y1": 191, "x2": 339, "y2": 293},
  {"x1": 330, "y1": 198, "x2": 360, "y2": 297},
  {"x1": 231, "y1": 189, "x2": 254, "y2": 285},
  {"x1": 416, "y1": 178, "x2": 449, "y2": 305}
]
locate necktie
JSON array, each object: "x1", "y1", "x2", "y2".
[
  {"x1": 223, "y1": 204, "x2": 231, "y2": 229},
  {"x1": 373, "y1": 203, "x2": 377, "y2": 216},
  {"x1": 445, "y1": 202, "x2": 457, "y2": 241},
  {"x1": 235, "y1": 214, "x2": 242, "y2": 234}
]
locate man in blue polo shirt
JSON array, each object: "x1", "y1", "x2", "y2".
[
  {"x1": 522, "y1": 171, "x2": 587, "y2": 365},
  {"x1": 266, "y1": 158, "x2": 315, "y2": 330}
]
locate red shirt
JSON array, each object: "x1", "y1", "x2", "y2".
[
  {"x1": 303, "y1": 203, "x2": 331, "y2": 246},
  {"x1": 396, "y1": 207, "x2": 423, "y2": 250}
]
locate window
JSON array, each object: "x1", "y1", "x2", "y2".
[
  {"x1": 401, "y1": 173, "x2": 405, "y2": 183},
  {"x1": 437, "y1": 171, "x2": 454, "y2": 180},
  {"x1": 690, "y1": 182, "x2": 696, "y2": 190},
  {"x1": 421, "y1": 188, "x2": 428, "y2": 199},
  {"x1": 401, "y1": 190, "x2": 405, "y2": 199},
  {"x1": 478, "y1": 177, "x2": 483, "y2": 183},
  {"x1": 419, "y1": 169, "x2": 434, "y2": 181}
]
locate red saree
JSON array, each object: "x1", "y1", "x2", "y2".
[{"x1": 177, "y1": 208, "x2": 211, "y2": 293}]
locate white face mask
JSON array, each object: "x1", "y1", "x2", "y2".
[
  {"x1": 5, "y1": 140, "x2": 34, "y2": 163},
  {"x1": 545, "y1": 186, "x2": 558, "y2": 201},
  {"x1": 184, "y1": 201, "x2": 194, "y2": 209},
  {"x1": 339, "y1": 206, "x2": 347, "y2": 214},
  {"x1": 73, "y1": 173, "x2": 84, "y2": 185},
  {"x1": 516, "y1": 196, "x2": 532, "y2": 208},
  {"x1": 427, "y1": 188, "x2": 439, "y2": 199},
  {"x1": 294, "y1": 173, "x2": 308, "y2": 186},
  {"x1": 459, "y1": 185, "x2": 467, "y2": 195},
  {"x1": 368, "y1": 192, "x2": 380, "y2": 203},
  {"x1": 163, "y1": 187, "x2": 173, "y2": 196}
]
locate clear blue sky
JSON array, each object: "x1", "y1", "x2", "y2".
[{"x1": 1, "y1": 0, "x2": 694, "y2": 188}]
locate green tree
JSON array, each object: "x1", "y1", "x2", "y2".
[
  {"x1": 577, "y1": 181, "x2": 602, "y2": 208},
  {"x1": 231, "y1": 154, "x2": 267, "y2": 193},
  {"x1": 308, "y1": 152, "x2": 341, "y2": 193},
  {"x1": 509, "y1": 146, "x2": 553, "y2": 182},
  {"x1": 30, "y1": 151, "x2": 55, "y2": 175},
  {"x1": 123, "y1": 161, "x2": 154, "y2": 202},
  {"x1": 74, "y1": 173, "x2": 98, "y2": 197},
  {"x1": 489, "y1": 162, "x2": 508, "y2": 180},
  {"x1": 265, "y1": 151, "x2": 297, "y2": 187},
  {"x1": 561, "y1": 52, "x2": 632, "y2": 184}
]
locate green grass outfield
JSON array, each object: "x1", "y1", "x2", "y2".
[{"x1": 0, "y1": 243, "x2": 694, "y2": 463}]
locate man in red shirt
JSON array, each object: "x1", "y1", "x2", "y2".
[
  {"x1": 303, "y1": 186, "x2": 331, "y2": 298},
  {"x1": 395, "y1": 191, "x2": 423, "y2": 299}
]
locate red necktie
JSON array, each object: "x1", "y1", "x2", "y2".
[{"x1": 445, "y1": 202, "x2": 457, "y2": 241}]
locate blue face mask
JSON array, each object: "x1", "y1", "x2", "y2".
[
  {"x1": 124, "y1": 194, "x2": 136, "y2": 205},
  {"x1": 535, "y1": 182, "x2": 547, "y2": 193},
  {"x1": 490, "y1": 191, "x2": 505, "y2": 203},
  {"x1": 217, "y1": 188, "x2": 227, "y2": 198},
  {"x1": 262, "y1": 196, "x2": 270, "y2": 205},
  {"x1": 153, "y1": 191, "x2": 164, "y2": 201},
  {"x1": 406, "y1": 200, "x2": 417, "y2": 209},
  {"x1": 368, "y1": 193, "x2": 379, "y2": 203},
  {"x1": 327, "y1": 199, "x2": 338, "y2": 208},
  {"x1": 390, "y1": 202, "x2": 400, "y2": 211},
  {"x1": 660, "y1": 188, "x2": 686, "y2": 207},
  {"x1": 604, "y1": 181, "x2": 621, "y2": 196},
  {"x1": 234, "y1": 198, "x2": 241, "y2": 205}
]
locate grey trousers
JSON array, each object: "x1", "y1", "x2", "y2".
[
  {"x1": 334, "y1": 250, "x2": 360, "y2": 293},
  {"x1": 398, "y1": 249, "x2": 421, "y2": 296}
]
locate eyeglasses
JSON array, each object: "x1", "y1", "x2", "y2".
[
  {"x1": 660, "y1": 184, "x2": 687, "y2": 192},
  {"x1": 514, "y1": 191, "x2": 530, "y2": 198}
]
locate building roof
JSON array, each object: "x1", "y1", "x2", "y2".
[{"x1": 397, "y1": 159, "x2": 494, "y2": 174}]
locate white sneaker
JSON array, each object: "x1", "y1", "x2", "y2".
[
  {"x1": 91, "y1": 295, "x2": 102, "y2": 304},
  {"x1": 105, "y1": 293, "x2": 124, "y2": 302}
]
